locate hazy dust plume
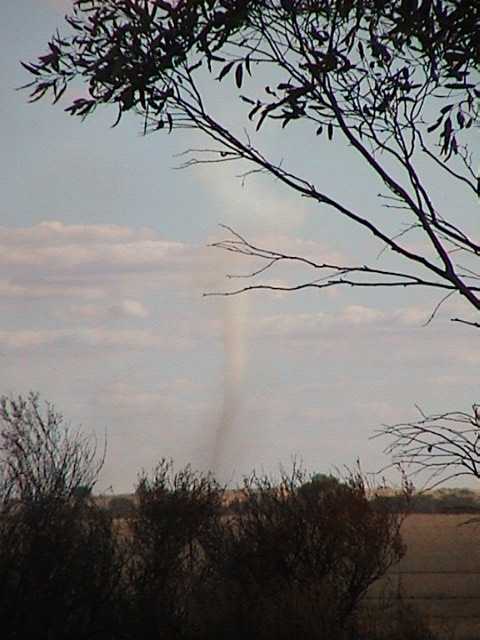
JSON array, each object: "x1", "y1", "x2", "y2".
[{"x1": 211, "y1": 295, "x2": 249, "y2": 478}]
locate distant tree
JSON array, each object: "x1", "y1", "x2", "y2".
[
  {"x1": 298, "y1": 471, "x2": 341, "y2": 497},
  {"x1": 371, "y1": 486, "x2": 480, "y2": 513},
  {"x1": 435, "y1": 487, "x2": 480, "y2": 512}
]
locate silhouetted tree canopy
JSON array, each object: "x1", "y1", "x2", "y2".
[
  {"x1": 0, "y1": 393, "x2": 103, "y2": 503},
  {"x1": 24, "y1": 0, "x2": 480, "y2": 325}
]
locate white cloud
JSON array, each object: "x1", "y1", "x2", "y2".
[
  {"x1": 96, "y1": 378, "x2": 199, "y2": 413},
  {"x1": 0, "y1": 221, "x2": 195, "y2": 284},
  {"x1": 63, "y1": 299, "x2": 149, "y2": 321},
  {"x1": 197, "y1": 163, "x2": 309, "y2": 234},
  {"x1": 391, "y1": 306, "x2": 430, "y2": 326},
  {"x1": 0, "y1": 221, "x2": 350, "y2": 312},
  {"x1": 341, "y1": 304, "x2": 385, "y2": 325},
  {"x1": 0, "y1": 280, "x2": 30, "y2": 297},
  {"x1": 0, "y1": 329, "x2": 63, "y2": 350},
  {"x1": 206, "y1": 227, "x2": 344, "y2": 274},
  {"x1": 0, "y1": 220, "x2": 157, "y2": 246},
  {"x1": 0, "y1": 222, "x2": 242, "y2": 375},
  {"x1": 255, "y1": 304, "x2": 439, "y2": 340},
  {"x1": 65, "y1": 304, "x2": 105, "y2": 320},
  {"x1": 110, "y1": 299, "x2": 149, "y2": 319},
  {"x1": 0, "y1": 278, "x2": 104, "y2": 300},
  {"x1": 80, "y1": 328, "x2": 165, "y2": 349},
  {"x1": 0, "y1": 239, "x2": 185, "y2": 272},
  {"x1": 0, "y1": 221, "x2": 226, "y2": 305},
  {"x1": 0, "y1": 327, "x2": 185, "y2": 352}
]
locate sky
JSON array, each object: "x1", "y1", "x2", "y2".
[{"x1": 1, "y1": 1, "x2": 478, "y2": 492}]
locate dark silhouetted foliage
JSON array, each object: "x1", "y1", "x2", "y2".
[
  {"x1": 196, "y1": 467, "x2": 407, "y2": 640},
  {"x1": 0, "y1": 393, "x2": 124, "y2": 640},
  {"x1": 374, "y1": 487, "x2": 480, "y2": 514},
  {"x1": 22, "y1": 0, "x2": 480, "y2": 323},
  {"x1": 123, "y1": 460, "x2": 223, "y2": 640},
  {"x1": 108, "y1": 494, "x2": 136, "y2": 519},
  {"x1": 0, "y1": 395, "x2": 420, "y2": 639}
]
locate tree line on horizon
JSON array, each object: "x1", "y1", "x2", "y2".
[{"x1": 107, "y1": 484, "x2": 480, "y2": 519}]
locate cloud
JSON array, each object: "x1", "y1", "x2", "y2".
[
  {"x1": 0, "y1": 327, "x2": 185, "y2": 352},
  {"x1": 0, "y1": 221, "x2": 350, "y2": 311},
  {"x1": 113, "y1": 299, "x2": 149, "y2": 318},
  {"x1": 80, "y1": 328, "x2": 171, "y2": 349},
  {"x1": 0, "y1": 221, "x2": 223, "y2": 302},
  {"x1": 197, "y1": 163, "x2": 310, "y2": 234},
  {"x1": 255, "y1": 303, "x2": 441, "y2": 340},
  {"x1": 341, "y1": 304, "x2": 386, "y2": 325},
  {"x1": 0, "y1": 278, "x2": 104, "y2": 300},
  {"x1": 0, "y1": 238, "x2": 185, "y2": 273},
  {"x1": 0, "y1": 221, "x2": 144, "y2": 245},
  {"x1": 0, "y1": 329, "x2": 62, "y2": 351},
  {"x1": 204, "y1": 227, "x2": 346, "y2": 296},
  {"x1": 1, "y1": 222, "x2": 475, "y2": 491},
  {"x1": 96, "y1": 378, "x2": 199, "y2": 414},
  {"x1": 0, "y1": 221, "x2": 240, "y2": 368},
  {"x1": 62, "y1": 299, "x2": 149, "y2": 321}
]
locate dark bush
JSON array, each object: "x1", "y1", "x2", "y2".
[
  {"x1": 108, "y1": 495, "x2": 136, "y2": 519},
  {"x1": 124, "y1": 460, "x2": 222, "y2": 640},
  {"x1": 0, "y1": 394, "x2": 414, "y2": 640},
  {"x1": 197, "y1": 467, "x2": 407, "y2": 640},
  {"x1": 0, "y1": 394, "x2": 125, "y2": 640}
]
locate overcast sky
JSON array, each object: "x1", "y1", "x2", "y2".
[{"x1": 1, "y1": 1, "x2": 478, "y2": 492}]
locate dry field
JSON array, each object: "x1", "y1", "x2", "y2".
[{"x1": 366, "y1": 514, "x2": 480, "y2": 639}]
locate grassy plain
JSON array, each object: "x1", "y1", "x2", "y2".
[{"x1": 366, "y1": 514, "x2": 480, "y2": 639}]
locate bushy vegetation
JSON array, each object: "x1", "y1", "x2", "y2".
[
  {"x1": 196, "y1": 469, "x2": 407, "y2": 640},
  {"x1": 0, "y1": 394, "x2": 434, "y2": 640},
  {"x1": 0, "y1": 394, "x2": 125, "y2": 640}
]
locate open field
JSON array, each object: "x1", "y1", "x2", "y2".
[{"x1": 366, "y1": 514, "x2": 480, "y2": 639}]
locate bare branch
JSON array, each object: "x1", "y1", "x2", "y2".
[
  {"x1": 207, "y1": 227, "x2": 480, "y2": 324},
  {"x1": 377, "y1": 406, "x2": 480, "y2": 489}
]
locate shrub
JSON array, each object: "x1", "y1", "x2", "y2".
[
  {"x1": 198, "y1": 467, "x2": 407, "y2": 640},
  {"x1": 124, "y1": 460, "x2": 222, "y2": 640},
  {"x1": 0, "y1": 393, "x2": 124, "y2": 640},
  {"x1": 0, "y1": 395, "x2": 411, "y2": 640},
  {"x1": 108, "y1": 495, "x2": 136, "y2": 519}
]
